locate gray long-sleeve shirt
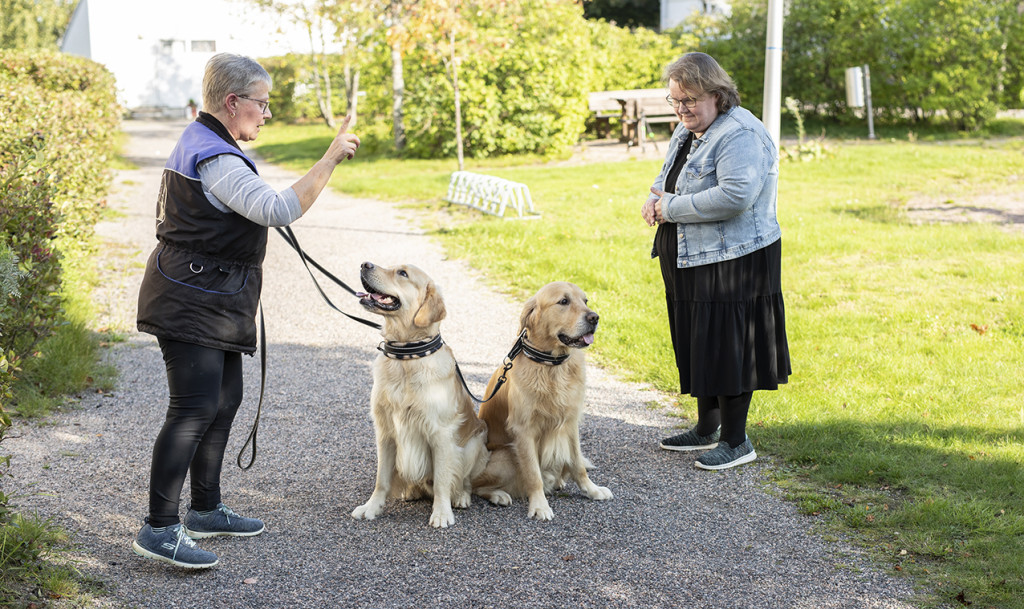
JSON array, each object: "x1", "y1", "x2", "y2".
[{"x1": 197, "y1": 153, "x2": 302, "y2": 227}]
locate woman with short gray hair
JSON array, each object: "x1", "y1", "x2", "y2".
[{"x1": 132, "y1": 52, "x2": 362, "y2": 569}]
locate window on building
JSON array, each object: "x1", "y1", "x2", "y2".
[
  {"x1": 191, "y1": 40, "x2": 216, "y2": 53},
  {"x1": 160, "y1": 39, "x2": 185, "y2": 54}
]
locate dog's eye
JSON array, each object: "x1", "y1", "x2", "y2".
[
  {"x1": 559, "y1": 298, "x2": 569, "y2": 305},
  {"x1": 397, "y1": 270, "x2": 408, "y2": 278}
]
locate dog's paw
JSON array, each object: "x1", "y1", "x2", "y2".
[
  {"x1": 587, "y1": 485, "x2": 613, "y2": 501},
  {"x1": 351, "y1": 502, "x2": 382, "y2": 521},
  {"x1": 429, "y1": 508, "x2": 455, "y2": 528},
  {"x1": 485, "y1": 491, "x2": 512, "y2": 506},
  {"x1": 528, "y1": 500, "x2": 554, "y2": 521},
  {"x1": 452, "y1": 491, "x2": 471, "y2": 509}
]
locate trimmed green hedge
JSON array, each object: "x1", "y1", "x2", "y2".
[{"x1": 0, "y1": 50, "x2": 120, "y2": 405}]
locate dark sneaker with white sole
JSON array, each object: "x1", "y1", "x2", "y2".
[
  {"x1": 695, "y1": 438, "x2": 757, "y2": 470},
  {"x1": 659, "y1": 427, "x2": 721, "y2": 452},
  {"x1": 132, "y1": 522, "x2": 218, "y2": 569},
  {"x1": 183, "y1": 503, "x2": 265, "y2": 539}
]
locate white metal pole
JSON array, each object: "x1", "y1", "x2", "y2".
[
  {"x1": 762, "y1": 0, "x2": 784, "y2": 146},
  {"x1": 863, "y1": 64, "x2": 876, "y2": 140}
]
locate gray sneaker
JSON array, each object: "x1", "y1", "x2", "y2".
[
  {"x1": 695, "y1": 438, "x2": 757, "y2": 470},
  {"x1": 659, "y1": 427, "x2": 721, "y2": 452},
  {"x1": 132, "y1": 522, "x2": 218, "y2": 569},
  {"x1": 183, "y1": 503, "x2": 265, "y2": 539}
]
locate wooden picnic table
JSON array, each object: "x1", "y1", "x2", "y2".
[{"x1": 588, "y1": 88, "x2": 678, "y2": 150}]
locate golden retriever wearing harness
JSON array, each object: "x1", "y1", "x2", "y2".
[
  {"x1": 351, "y1": 262, "x2": 489, "y2": 528},
  {"x1": 473, "y1": 282, "x2": 612, "y2": 520}
]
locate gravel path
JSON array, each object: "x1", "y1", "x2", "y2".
[{"x1": 5, "y1": 120, "x2": 917, "y2": 608}]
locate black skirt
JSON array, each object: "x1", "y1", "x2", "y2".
[{"x1": 655, "y1": 223, "x2": 791, "y2": 397}]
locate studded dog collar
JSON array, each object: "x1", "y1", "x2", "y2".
[
  {"x1": 378, "y1": 335, "x2": 445, "y2": 360},
  {"x1": 518, "y1": 338, "x2": 570, "y2": 366}
]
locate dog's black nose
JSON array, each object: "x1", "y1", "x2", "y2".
[
  {"x1": 587, "y1": 312, "x2": 599, "y2": 325},
  {"x1": 361, "y1": 261, "x2": 375, "y2": 270}
]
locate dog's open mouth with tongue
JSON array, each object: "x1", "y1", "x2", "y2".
[
  {"x1": 357, "y1": 265, "x2": 402, "y2": 312},
  {"x1": 559, "y1": 330, "x2": 596, "y2": 348}
]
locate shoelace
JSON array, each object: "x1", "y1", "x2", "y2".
[
  {"x1": 216, "y1": 504, "x2": 240, "y2": 523},
  {"x1": 170, "y1": 525, "x2": 199, "y2": 559}
]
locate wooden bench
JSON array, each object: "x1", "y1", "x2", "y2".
[{"x1": 588, "y1": 89, "x2": 678, "y2": 150}]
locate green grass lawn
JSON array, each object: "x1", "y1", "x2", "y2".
[{"x1": 256, "y1": 124, "x2": 1024, "y2": 609}]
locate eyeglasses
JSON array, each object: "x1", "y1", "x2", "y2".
[
  {"x1": 666, "y1": 95, "x2": 704, "y2": 110},
  {"x1": 237, "y1": 95, "x2": 270, "y2": 113}
]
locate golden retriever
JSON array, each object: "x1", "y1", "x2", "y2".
[
  {"x1": 472, "y1": 281, "x2": 612, "y2": 520},
  {"x1": 351, "y1": 262, "x2": 489, "y2": 528}
]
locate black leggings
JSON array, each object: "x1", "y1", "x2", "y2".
[
  {"x1": 693, "y1": 392, "x2": 752, "y2": 449},
  {"x1": 148, "y1": 338, "x2": 243, "y2": 527}
]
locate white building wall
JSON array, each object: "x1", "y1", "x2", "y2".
[
  {"x1": 661, "y1": 0, "x2": 731, "y2": 31},
  {"x1": 60, "y1": 0, "x2": 91, "y2": 57},
  {"x1": 61, "y1": 0, "x2": 318, "y2": 113}
]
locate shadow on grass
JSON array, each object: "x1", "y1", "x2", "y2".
[
  {"x1": 761, "y1": 418, "x2": 1024, "y2": 609},
  {"x1": 762, "y1": 418, "x2": 1024, "y2": 489}
]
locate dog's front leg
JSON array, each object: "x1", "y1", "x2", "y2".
[
  {"x1": 428, "y1": 440, "x2": 457, "y2": 528},
  {"x1": 568, "y1": 428, "x2": 613, "y2": 501},
  {"x1": 352, "y1": 435, "x2": 397, "y2": 521},
  {"x1": 515, "y1": 434, "x2": 554, "y2": 520}
]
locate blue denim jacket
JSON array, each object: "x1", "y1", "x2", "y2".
[{"x1": 651, "y1": 106, "x2": 781, "y2": 268}]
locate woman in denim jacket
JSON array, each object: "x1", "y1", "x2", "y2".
[{"x1": 642, "y1": 53, "x2": 791, "y2": 470}]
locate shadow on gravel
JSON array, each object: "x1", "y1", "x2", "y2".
[{"x1": 14, "y1": 341, "x2": 916, "y2": 608}]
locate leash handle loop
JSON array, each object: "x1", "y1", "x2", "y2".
[{"x1": 237, "y1": 303, "x2": 267, "y2": 470}]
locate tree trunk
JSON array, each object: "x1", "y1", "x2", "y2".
[
  {"x1": 347, "y1": 67, "x2": 360, "y2": 126},
  {"x1": 307, "y1": 22, "x2": 335, "y2": 129},
  {"x1": 450, "y1": 29, "x2": 464, "y2": 171},
  {"x1": 316, "y1": 60, "x2": 336, "y2": 129},
  {"x1": 391, "y1": 43, "x2": 406, "y2": 153}
]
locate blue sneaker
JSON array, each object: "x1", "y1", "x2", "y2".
[
  {"x1": 695, "y1": 438, "x2": 757, "y2": 471},
  {"x1": 183, "y1": 503, "x2": 265, "y2": 539},
  {"x1": 659, "y1": 427, "x2": 721, "y2": 452},
  {"x1": 132, "y1": 522, "x2": 218, "y2": 569}
]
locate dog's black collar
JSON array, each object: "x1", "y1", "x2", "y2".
[
  {"x1": 378, "y1": 335, "x2": 445, "y2": 360},
  {"x1": 519, "y1": 338, "x2": 569, "y2": 366}
]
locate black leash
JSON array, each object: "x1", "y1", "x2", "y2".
[
  {"x1": 275, "y1": 225, "x2": 381, "y2": 331},
  {"x1": 467, "y1": 329, "x2": 528, "y2": 402},
  {"x1": 236, "y1": 303, "x2": 266, "y2": 470},
  {"x1": 237, "y1": 227, "x2": 380, "y2": 470}
]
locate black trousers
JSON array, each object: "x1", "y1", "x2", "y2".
[{"x1": 148, "y1": 338, "x2": 243, "y2": 527}]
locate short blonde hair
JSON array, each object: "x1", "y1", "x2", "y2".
[
  {"x1": 202, "y1": 53, "x2": 271, "y2": 111},
  {"x1": 664, "y1": 52, "x2": 740, "y2": 114}
]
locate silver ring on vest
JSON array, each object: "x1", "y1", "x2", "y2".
[{"x1": 189, "y1": 262, "x2": 204, "y2": 273}]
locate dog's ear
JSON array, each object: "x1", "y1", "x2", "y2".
[
  {"x1": 414, "y1": 282, "x2": 446, "y2": 327},
  {"x1": 519, "y1": 296, "x2": 537, "y2": 332}
]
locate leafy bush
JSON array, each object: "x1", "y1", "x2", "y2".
[
  {"x1": 586, "y1": 19, "x2": 683, "y2": 92},
  {"x1": 260, "y1": 3, "x2": 690, "y2": 158},
  {"x1": 401, "y1": 0, "x2": 601, "y2": 158},
  {"x1": 701, "y1": 0, "x2": 1023, "y2": 131},
  {"x1": 0, "y1": 241, "x2": 25, "y2": 402},
  {"x1": 262, "y1": 50, "x2": 393, "y2": 126},
  {"x1": 0, "y1": 50, "x2": 119, "y2": 406},
  {"x1": 402, "y1": 1, "x2": 697, "y2": 158},
  {"x1": 0, "y1": 47, "x2": 117, "y2": 607}
]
